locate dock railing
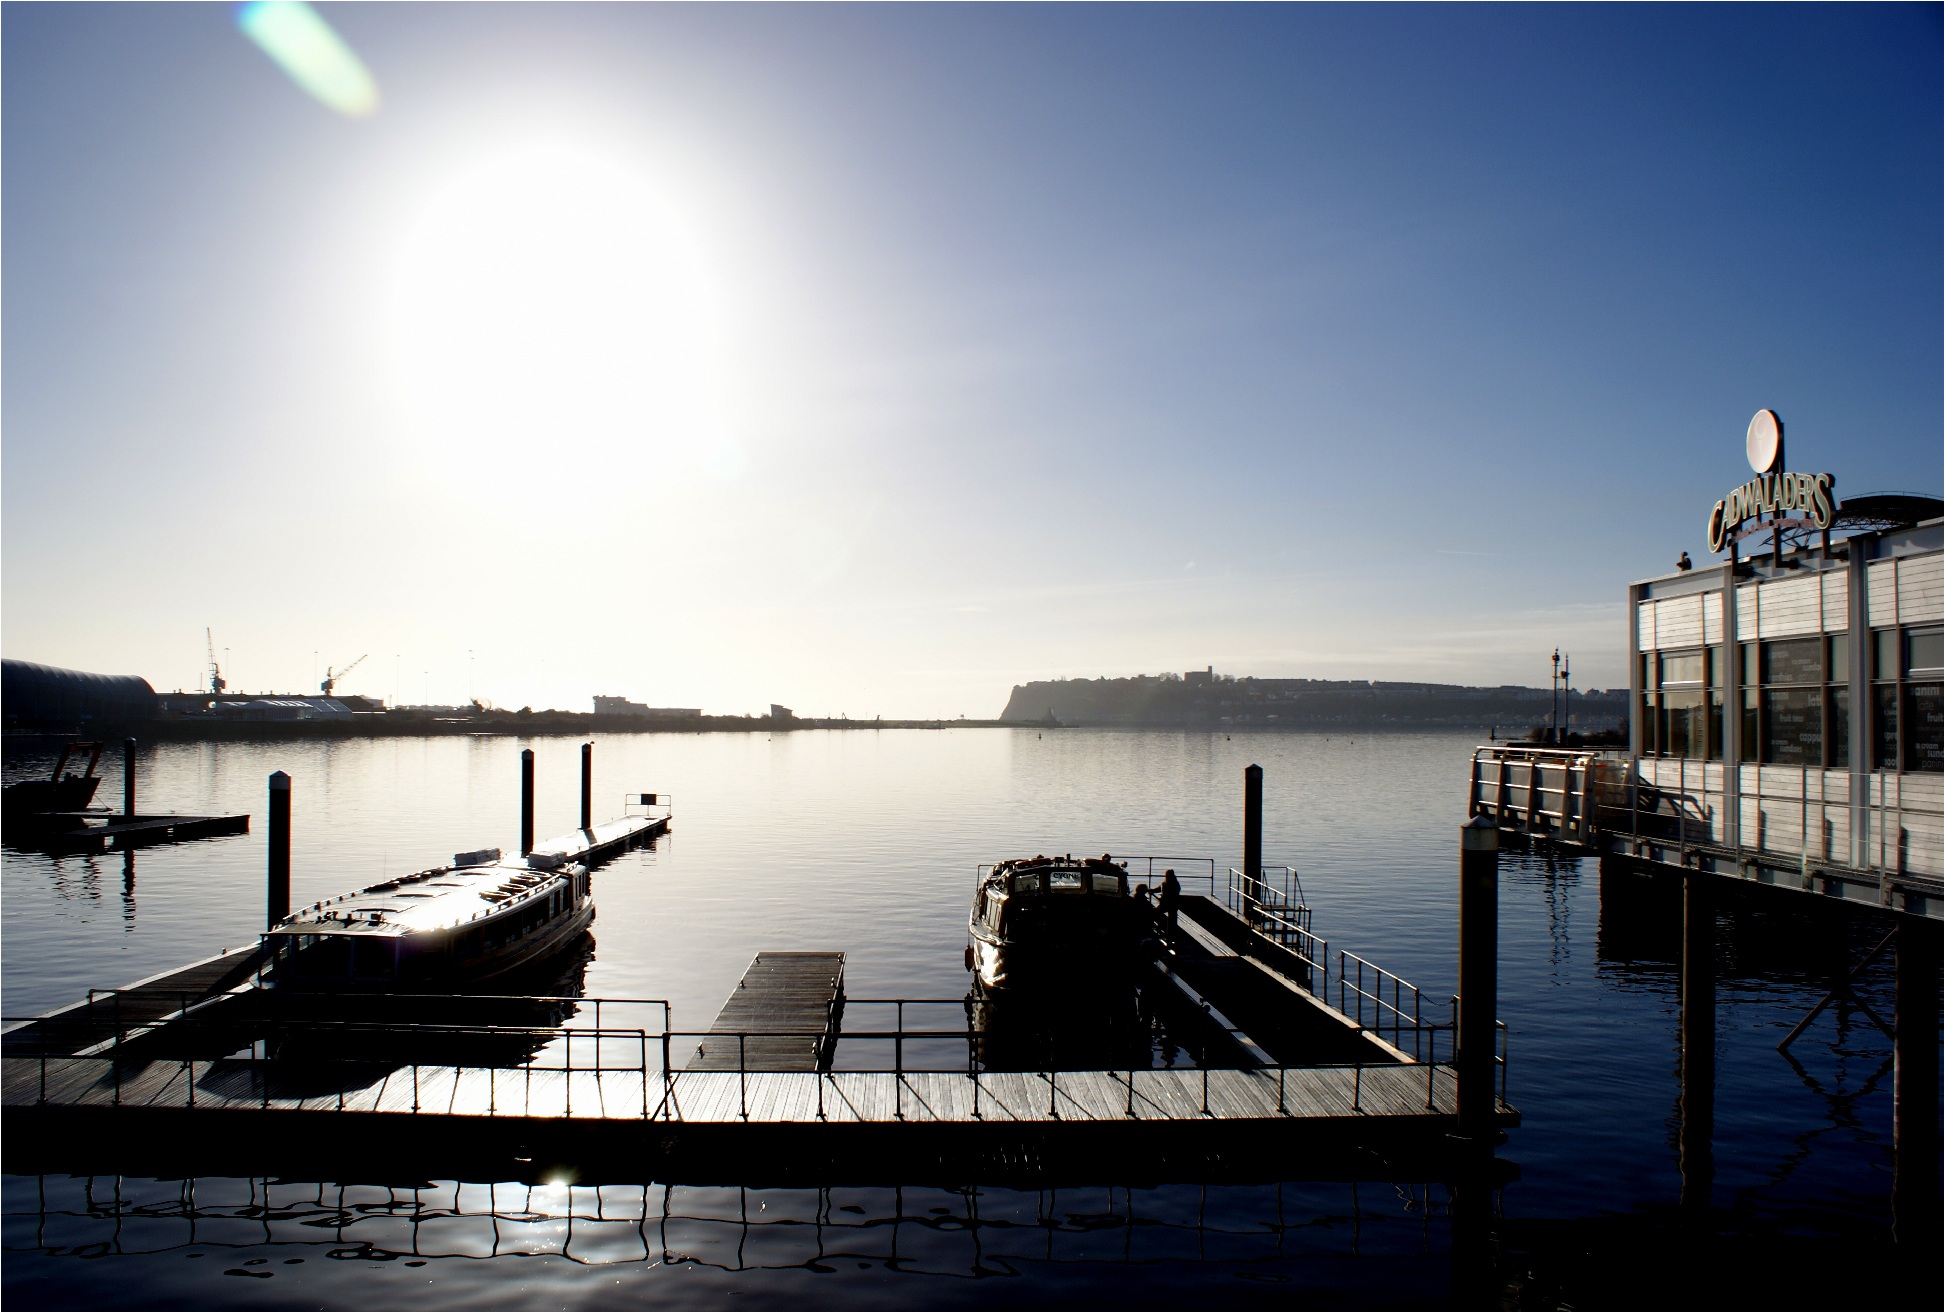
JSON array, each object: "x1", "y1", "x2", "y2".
[
  {"x1": 1467, "y1": 744, "x2": 1626, "y2": 845},
  {"x1": 5, "y1": 992, "x2": 1503, "y2": 1123},
  {"x1": 1225, "y1": 865, "x2": 1325, "y2": 993}
]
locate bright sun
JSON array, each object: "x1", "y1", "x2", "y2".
[{"x1": 387, "y1": 137, "x2": 740, "y2": 494}]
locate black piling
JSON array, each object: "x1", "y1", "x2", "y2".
[
  {"x1": 1456, "y1": 814, "x2": 1498, "y2": 1143},
  {"x1": 1679, "y1": 874, "x2": 1715, "y2": 1214},
  {"x1": 1893, "y1": 921, "x2": 1938, "y2": 1243},
  {"x1": 521, "y1": 749, "x2": 536, "y2": 856},
  {"x1": 581, "y1": 742, "x2": 593, "y2": 832},
  {"x1": 267, "y1": 771, "x2": 291, "y2": 929},
  {"x1": 1242, "y1": 763, "x2": 1263, "y2": 917},
  {"x1": 122, "y1": 738, "x2": 137, "y2": 818}
]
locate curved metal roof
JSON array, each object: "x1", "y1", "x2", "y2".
[{"x1": 2, "y1": 659, "x2": 157, "y2": 724}]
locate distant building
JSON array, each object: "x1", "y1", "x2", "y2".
[
  {"x1": 770, "y1": 704, "x2": 795, "y2": 722},
  {"x1": 2, "y1": 659, "x2": 156, "y2": 727},
  {"x1": 592, "y1": 696, "x2": 702, "y2": 719}
]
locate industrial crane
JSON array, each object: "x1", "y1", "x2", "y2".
[
  {"x1": 206, "y1": 628, "x2": 227, "y2": 695},
  {"x1": 320, "y1": 654, "x2": 368, "y2": 696}
]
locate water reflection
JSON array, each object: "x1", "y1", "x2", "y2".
[{"x1": 7, "y1": 1173, "x2": 1456, "y2": 1286}]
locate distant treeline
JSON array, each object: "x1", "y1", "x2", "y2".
[{"x1": 1000, "y1": 673, "x2": 1627, "y2": 732}]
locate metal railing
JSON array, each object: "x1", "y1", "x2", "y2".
[
  {"x1": 1336, "y1": 950, "x2": 1426, "y2": 1060},
  {"x1": 5, "y1": 995, "x2": 1507, "y2": 1122},
  {"x1": 1467, "y1": 744, "x2": 1615, "y2": 844},
  {"x1": 1225, "y1": 865, "x2": 1326, "y2": 994}
]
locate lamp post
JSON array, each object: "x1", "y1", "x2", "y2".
[
  {"x1": 1550, "y1": 648, "x2": 1561, "y2": 745},
  {"x1": 1562, "y1": 653, "x2": 1572, "y2": 744}
]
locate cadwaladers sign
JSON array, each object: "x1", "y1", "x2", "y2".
[{"x1": 1705, "y1": 409, "x2": 1835, "y2": 553}]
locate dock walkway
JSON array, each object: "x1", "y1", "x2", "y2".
[{"x1": 690, "y1": 952, "x2": 844, "y2": 1072}]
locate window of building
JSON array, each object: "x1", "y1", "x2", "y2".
[
  {"x1": 1757, "y1": 638, "x2": 1824, "y2": 765},
  {"x1": 1908, "y1": 681, "x2": 1944, "y2": 773}
]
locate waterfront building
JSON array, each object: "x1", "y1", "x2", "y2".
[{"x1": 1629, "y1": 414, "x2": 1944, "y2": 881}]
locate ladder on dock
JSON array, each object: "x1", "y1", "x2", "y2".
[{"x1": 689, "y1": 952, "x2": 845, "y2": 1072}]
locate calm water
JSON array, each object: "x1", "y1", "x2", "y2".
[{"x1": 2, "y1": 729, "x2": 1918, "y2": 1306}]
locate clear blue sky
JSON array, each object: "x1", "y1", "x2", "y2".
[{"x1": 5, "y1": 3, "x2": 1940, "y2": 714}]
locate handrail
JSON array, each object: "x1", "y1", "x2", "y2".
[{"x1": 1336, "y1": 950, "x2": 1425, "y2": 1060}]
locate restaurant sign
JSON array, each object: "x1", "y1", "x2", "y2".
[{"x1": 1705, "y1": 409, "x2": 1835, "y2": 553}]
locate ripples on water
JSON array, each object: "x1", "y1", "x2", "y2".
[{"x1": 1, "y1": 729, "x2": 1918, "y2": 1306}]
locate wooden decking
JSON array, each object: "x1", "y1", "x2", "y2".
[
  {"x1": 3, "y1": 1054, "x2": 1471, "y2": 1125},
  {"x1": 36, "y1": 812, "x2": 251, "y2": 854},
  {"x1": 690, "y1": 952, "x2": 844, "y2": 1071}
]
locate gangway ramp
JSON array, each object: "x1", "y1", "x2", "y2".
[{"x1": 690, "y1": 952, "x2": 845, "y2": 1072}]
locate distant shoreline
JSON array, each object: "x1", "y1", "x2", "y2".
[{"x1": 2, "y1": 716, "x2": 1589, "y2": 746}]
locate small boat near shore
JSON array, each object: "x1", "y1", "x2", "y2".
[
  {"x1": 262, "y1": 847, "x2": 595, "y2": 990},
  {"x1": 2, "y1": 742, "x2": 104, "y2": 818}
]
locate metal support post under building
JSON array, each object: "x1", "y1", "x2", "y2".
[
  {"x1": 266, "y1": 771, "x2": 290, "y2": 930},
  {"x1": 1893, "y1": 921, "x2": 1939, "y2": 1243},
  {"x1": 1457, "y1": 814, "x2": 1499, "y2": 1142},
  {"x1": 520, "y1": 749, "x2": 536, "y2": 856},
  {"x1": 1679, "y1": 873, "x2": 1715, "y2": 1214}
]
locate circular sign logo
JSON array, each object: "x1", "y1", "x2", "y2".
[{"x1": 1746, "y1": 409, "x2": 1782, "y2": 474}]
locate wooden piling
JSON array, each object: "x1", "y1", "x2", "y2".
[
  {"x1": 267, "y1": 772, "x2": 290, "y2": 929},
  {"x1": 520, "y1": 749, "x2": 535, "y2": 856},
  {"x1": 1457, "y1": 814, "x2": 1498, "y2": 1142},
  {"x1": 1243, "y1": 764, "x2": 1263, "y2": 917},
  {"x1": 122, "y1": 738, "x2": 136, "y2": 818}
]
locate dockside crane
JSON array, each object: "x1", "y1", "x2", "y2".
[
  {"x1": 321, "y1": 654, "x2": 368, "y2": 696},
  {"x1": 206, "y1": 628, "x2": 227, "y2": 695}
]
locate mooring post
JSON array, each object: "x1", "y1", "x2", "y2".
[
  {"x1": 1679, "y1": 872, "x2": 1715, "y2": 1215},
  {"x1": 521, "y1": 749, "x2": 536, "y2": 856},
  {"x1": 122, "y1": 738, "x2": 137, "y2": 818},
  {"x1": 267, "y1": 771, "x2": 291, "y2": 929},
  {"x1": 1243, "y1": 763, "x2": 1263, "y2": 919},
  {"x1": 581, "y1": 742, "x2": 593, "y2": 831},
  {"x1": 1893, "y1": 920, "x2": 1939, "y2": 1244},
  {"x1": 1457, "y1": 814, "x2": 1499, "y2": 1142}
]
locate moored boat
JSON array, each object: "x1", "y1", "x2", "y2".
[
  {"x1": 262, "y1": 847, "x2": 594, "y2": 990},
  {"x1": 965, "y1": 853, "x2": 1148, "y2": 993},
  {"x1": 2, "y1": 742, "x2": 104, "y2": 818}
]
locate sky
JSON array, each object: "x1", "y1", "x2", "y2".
[{"x1": 4, "y1": 3, "x2": 1941, "y2": 717}]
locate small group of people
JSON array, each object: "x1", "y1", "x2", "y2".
[{"x1": 1133, "y1": 866, "x2": 1183, "y2": 944}]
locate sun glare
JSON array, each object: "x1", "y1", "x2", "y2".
[
  {"x1": 387, "y1": 138, "x2": 742, "y2": 496},
  {"x1": 236, "y1": 1, "x2": 380, "y2": 117}
]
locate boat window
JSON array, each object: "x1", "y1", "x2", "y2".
[
  {"x1": 1090, "y1": 873, "x2": 1120, "y2": 894},
  {"x1": 351, "y1": 936, "x2": 395, "y2": 980},
  {"x1": 1049, "y1": 870, "x2": 1083, "y2": 890},
  {"x1": 1012, "y1": 872, "x2": 1042, "y2": 894}
]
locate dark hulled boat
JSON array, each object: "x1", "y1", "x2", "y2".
[
  {"x1": 2, "y1": 742, "x2": 104, "y2": 818},
  {"x1": 965, "y1": 854, "x2": 1148, "y2": 992}
]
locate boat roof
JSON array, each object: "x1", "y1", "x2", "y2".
[
  {"x1": 267, "y1": 854, "x2": 578, "y2": 939},
  {"x1": 983, "y1": 855, "x2": 1129, "y2": 893}
]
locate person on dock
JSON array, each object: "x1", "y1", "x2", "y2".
[{"x1": 1158, "y1": 868, "x2": 1181, "y2": 943}]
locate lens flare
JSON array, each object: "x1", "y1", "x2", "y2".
[{"x1": 235, "y1": 1, "x2": 380, "y2": 117}]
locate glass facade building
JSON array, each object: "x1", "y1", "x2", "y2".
[{"x1": 1629, "y1": 520, "x2": 1944, "y2": 878}]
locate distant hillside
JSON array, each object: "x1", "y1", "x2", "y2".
[{"x1": 999, "y1": 672, "x2": 1627, "y2": 732}]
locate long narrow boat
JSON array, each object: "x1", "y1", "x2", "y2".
[{"x1": 262, "y1": 847, "x2": 594, "y2": 991}]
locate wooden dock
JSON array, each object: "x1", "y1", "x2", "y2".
[
  {"x1": 17, "y1": 811, "x2": 250, "y2": 854},
  {"x1": 0, "y1": 1053, "x2": 1515, "y2": 1185},
  {"x1": 690, "y1": 952, "x2": 844, "y2": 1072}
]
